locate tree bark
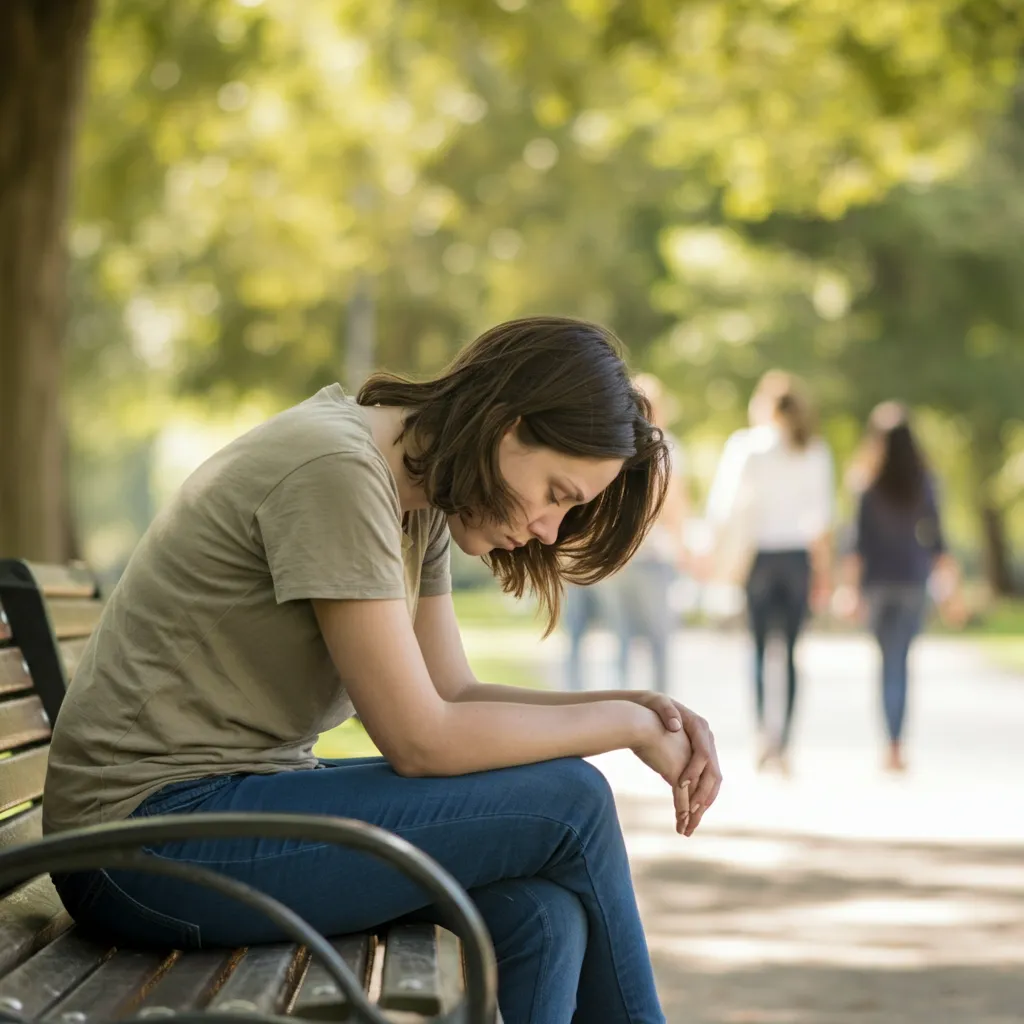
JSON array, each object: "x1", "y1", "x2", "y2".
[
  {"x1": 978, "y1": 501, "x2": 1016, "y2": 596},
  {"x1": 971, "y1": 424, "x2": 1017, "y2": 597},
  {"x1": 0, "y1": 0, "x2": 97, "y2": 560}
]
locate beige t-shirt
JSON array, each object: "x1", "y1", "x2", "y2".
[{"x1": 43, "y1": 385, "x2": 451, "y2": 833}]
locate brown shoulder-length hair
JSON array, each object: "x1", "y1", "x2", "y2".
[
  {"x1": 358, "y1": 316, "x2": 670, "y2": 633},
  {"x1": 751, "y1": 370, "x2": 817, "y2": 450}
]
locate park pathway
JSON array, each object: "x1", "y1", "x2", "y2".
[{"x1": 465, "y1": 626, "x2": 1024, "y2": 1023}]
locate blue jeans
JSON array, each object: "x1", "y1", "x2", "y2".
[
  {"x1": 53, "y1": 757, "x2": 665, "y2": 1024},
  {"x1": 602, "y1": 561, "x2": 676, "y2": 694},
  {"x1": 745, "y1": 550, "x2": 811, "y2": 750},
  {"x1": 563, "y1": 585, "x2": 599, "y2": 692},
  {"x1": 866, "y1": 584, "x2": 927, "y2": 743}
]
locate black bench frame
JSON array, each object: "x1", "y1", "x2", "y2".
[{"x1": 0, "y1": 559, "x2": 499, "y2": 1023}]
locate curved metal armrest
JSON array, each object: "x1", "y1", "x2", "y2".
[{"x1": 0, "y1": 813, "x2": 497, "y2": 1024}]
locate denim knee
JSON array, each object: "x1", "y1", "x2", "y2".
[{"x1": 537, "y1": 758, "x2": 616, "y2": 826}]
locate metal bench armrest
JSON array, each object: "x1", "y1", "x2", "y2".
[{"x1": 0, "y1": 813, "x2": 498, "y2": 1024}]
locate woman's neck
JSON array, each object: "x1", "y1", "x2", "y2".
[{"x1": 361, "y1": 404, "x2": 431, "y2": 513}]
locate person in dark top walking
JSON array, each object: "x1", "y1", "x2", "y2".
[{"x1": 838, "y1": 401, "x2": 962, "y2": 772}]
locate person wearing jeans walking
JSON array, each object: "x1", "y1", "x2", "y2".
[
  {"x1": 599, "y1": 374, "x2": 689, "y2": 695},
  {"x1": 836, "y1": 401, "x2": 961, "y2": 772},
  {"x1": 44, "y1": 317, "x2": 723, "y2": 1024}
]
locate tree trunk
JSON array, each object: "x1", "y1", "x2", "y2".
[
  {"x1": 978, "y1": 501, "x2": 1016, "y2": 596},
  {"x1": 971, "y1": 424, "x2": 1017, "y2": 597},
  {"x1": 0, "y1": 0, "x2": 96, "y2": 560}
]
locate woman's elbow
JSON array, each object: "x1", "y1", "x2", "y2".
[
  {"x1": 371, "y1": 703, "x2": 458, "y2": 777},
  {"x1": 383, "y1": 734, "x2": 450, "y2": 777}
]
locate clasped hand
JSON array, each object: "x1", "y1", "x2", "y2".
[{"x1": 630, "y1": 693, "x2": 722, "y2": 837}]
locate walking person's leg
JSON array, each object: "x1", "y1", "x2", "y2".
[
  {"x1": 868, "y1": 588, "x2": 904, "y2": 769},
  {"x1": 647, "y1": 562, "x2": 676, "y2": 695},
  {"x1": 563, "y1": 585, "x2": 590, "y2": 691},
  {"x1": 873, "y1": 586, "x2": 927, "y2": 769},
  {"x1": 777, "y1": 551, "x2": 811, "y2": 756},
  {"x1": 596, "y1": 577, "x2": 632, "y2": 689},
  {"x1": 745, "y1": 554, "x2": 772, "y2": 758},
  {"x1": 629, "y1": 561, "x2": 675, "y2": 695},
  {"x1": 56, "y1": 757, "x2": 665, "y2": 1024}
]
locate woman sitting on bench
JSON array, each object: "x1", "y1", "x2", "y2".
[{"x1": 44, "y1": 316, "x2": 722, "y2": 1024}]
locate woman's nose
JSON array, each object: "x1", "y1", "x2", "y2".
[{"x1": 528, "y1": 512, "x2": 561, "y2": 546}]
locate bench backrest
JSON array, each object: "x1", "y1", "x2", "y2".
[{"x1": 0, "y1": 560, "x2": 102, "y2": 852}]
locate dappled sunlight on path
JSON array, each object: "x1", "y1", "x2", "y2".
[
  {"x1": 626, "y1": 812, "x2": 1024, "y2": 1022},
  {"x1": 473, "y1": 625, "x2": 1024, "y2": 1022}
]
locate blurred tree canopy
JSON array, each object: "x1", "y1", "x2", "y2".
[{"x1": 3, "y1": 0, "x2": 1023, "y2": 590}]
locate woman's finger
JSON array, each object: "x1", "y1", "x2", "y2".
[
  {"x1": 651, "y1": 697, "x2": 682, "y2": 732},
  {"x1": 691, "y1": 765, "x2": 721, "y2": 811},
  {"x1": 679, "y1": 754, "x2": 708, "y2": 792},
  {"x1": 683, "y1": 805, "x2": 706, "y2": 836},
  {"x1": 675, "y1": 784, "x2": 691, "y2": 835},
  {"x1": 673, "y1": 779, "x2": 690, "y2": 820}
]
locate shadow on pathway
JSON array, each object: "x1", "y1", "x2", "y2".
[{"x1": 618, "y1": 797, "x2": 1024, "y2": 1023}]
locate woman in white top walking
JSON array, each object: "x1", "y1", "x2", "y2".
[{"x1": 708, "y1": 371, "x2": 834, "y2": 771}]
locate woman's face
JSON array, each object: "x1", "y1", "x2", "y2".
[{"x1": 448, "y1": 427, "x2": 624, "y2": 557}]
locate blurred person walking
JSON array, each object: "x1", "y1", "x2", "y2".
[
  {"x1": 598, "y1": 373, "x2": 689, "y2": 694},
  {"x1": 706, "y1": 371, "x2": 834, "y2": 772},
  {"x1": 836, "y1": 402, "x2": 962, "y2": 773}
]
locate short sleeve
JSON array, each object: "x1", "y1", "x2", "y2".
[
  {"x1": 254, "y1": 450, "x2": 407, "y2": 604},
  {"x1": 419, "y1": 510, "x2": 452, "y2": 598}
]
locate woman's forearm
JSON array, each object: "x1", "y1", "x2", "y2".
[
  {"x1": 402, "y1": 698, "x2": 659, "y2": 777},
  {"x1": 840, "y1": 553, "x2": 863, "y2": 590},
  {"x1": 810, "y1": 532, "x2": 834, "y2": 587},
  {"x1": 454, "y1": 681, "x2": 647, "y2": 708}
]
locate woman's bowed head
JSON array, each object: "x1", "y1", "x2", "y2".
[{"x1": 358, "y1": 315, "x2": 671, "y2": 633}]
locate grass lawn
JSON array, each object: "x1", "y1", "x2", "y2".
[
  {"x1": 945, "y1": 599, "x2": 1024, "y2": 676},
  {"x1": 450, "y1": 586, "x2": 540, "y2": 631}
]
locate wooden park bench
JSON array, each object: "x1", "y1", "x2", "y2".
[{"x1": 0, "y1": 559, "x2": 498, "y2": 1023}]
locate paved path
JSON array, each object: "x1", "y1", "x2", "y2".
[{"x1": 466, "y1": 626, "x2": 1024, "y2": 1023}]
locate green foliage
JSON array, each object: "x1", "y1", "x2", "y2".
[{"x1": 67, "y1": 0, "x2": 1024, "y2": 578}]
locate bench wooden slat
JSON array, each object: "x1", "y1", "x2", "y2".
[
  {"x1": 0, "y1": 747, "x2": 47, "y2": 814},
  {"x1": 435, "y1": 926, "x2": 468, "y2": 1016},
  {"x1": 46, "y1": 599, "x2": 103, "y2": 641},
  {"x1": 0, "y1": 876, "x2": 69, "y2": 975},
  {"x1": 135, "y1": 948, "x2": 240, "y2": 1012},
  {"x1": 23, "y1": 564, "x2": 97, "y2": 600},
  {"x1": 0, "y1": 558, "x2": 484, "y2": 1023},
  {"x1": 59, "y1": 639, "x2": 90, "y2": 682},
  {"x1": 0, "y1": 806, "x2": 42, "y2": 853},
  {"x1": 43, "y1": 949, "x2": 175, "y2": 1021},
  {"x1": 0, "y1": 697, "x2": 51, "y2": 752},
  {"x1": 291, "y1": 934, "x2": 372, "y2": 1019},
  {"x1": 0, "y1": 650, "x2": 30, "y2": 698},
  {"x1": 207, "y1": 944, "x2": 306, "y2": 1014},
  {"x1": 379, "y1": 924, "x2": 444, "y2": 1014},
  {"x1": 0, "y1": 929, "x2": 112, "y2": 1018}
]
